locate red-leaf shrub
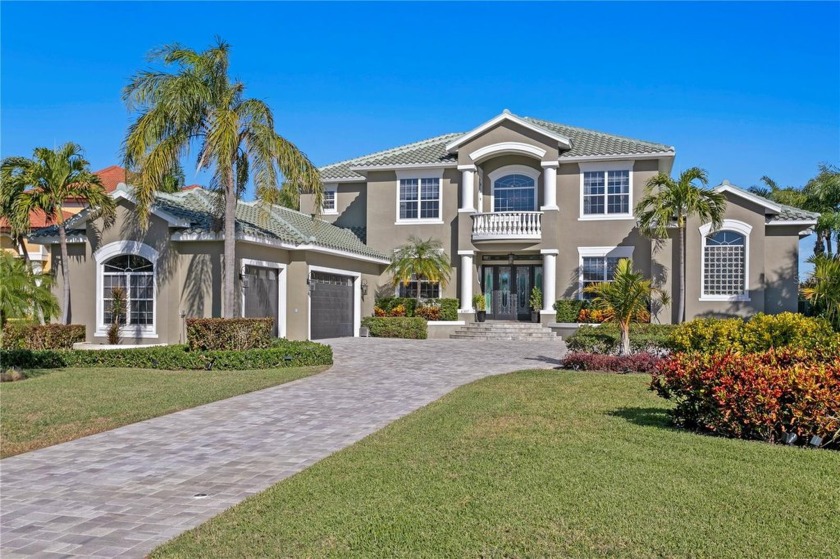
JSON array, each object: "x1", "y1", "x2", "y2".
[
  {"x1": 561, "y1": 352, "x2": 663, "y2": 373},
  {"x1": 415, "y1": 305, "x2": 442, "y2": 321},
  {"x1": 651, "y1": 349, "x2": 840, "y2": 447}
]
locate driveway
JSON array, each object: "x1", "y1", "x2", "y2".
[{"x1": 0, "y1": 338, "x2": 563, "y2": 558}]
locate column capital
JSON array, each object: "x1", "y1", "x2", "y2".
[
  {"x1": 540, "y1": 160, "x2": 560, "y2": 169},
  {"x1": 457, "y1": 250, "x2": 475, "y2": 256},
  {"x1": 457, "y1": 164, "x2": 477, "y2": 171},
  {"x1": 540, "y1": 249, "x2": 560, "y2": 256}
]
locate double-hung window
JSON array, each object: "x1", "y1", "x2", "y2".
[
  {"x1": 397, "y1": 171, "x2": 442, "y2": 223},
  {"x1": 580, "y1": 163, "x2": 632, "y2": 219},
  {"x1": 322, "y1": 185, "x2": 337, "y2": 214},
  {"x1": 397, "y1": 276, "x2": 441, "y2": 299},
  {"x1": 578, "y1": 246, "x2": 634, "y2": 300}
]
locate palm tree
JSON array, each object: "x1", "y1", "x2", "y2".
[
  {"x1": 0, "y1": 166, "x2": 32, "y2": 263},
  {"x1": 804, "y1": 164, "x2": 840, "y2": 256},
  {"x1": 386, "y1": 236, "x2": 452, "y2": 303},
  {"x1": 2, "y1": 143, "x2": 115, "y2": 324},
  {"x1": 123, "y1": 38, "x2": 321, "y2": 318},
  {"x1": 636, "y1": 167, "x2": 726, "y2": 323},
  {"x1": 0, "y1": 251, "x2": 59, "y2": 329},
  {"x1": 802, "y1": 254, "x2": 840, "y2": 331},
  {"x1": 583, "y1": 259, "x2": 666, "y2": 356}
]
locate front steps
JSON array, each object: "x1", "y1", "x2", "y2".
[{"x1": 450, "y1": 321, "x2": 559, "y2": 341}]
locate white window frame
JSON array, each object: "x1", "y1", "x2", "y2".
[
  {"x1": 240, "y1": 259, "x2": 287, "y2": 338},
  {"x1": 94, "y1": 240, "x2": 159, "y2": 339},
  {"x1": 577, "y1": 246, "x2": 635, "y2": 299},
  {"x1": 395, "y1": 169, "x2": 444, "y2": 225},
  {"x1": 307, "y1": 264, "x2": 362, "y2": 339},
  {"x1": 699, "y1": 219, "x2": 751, "y2": 302},
  {"x1": 578, "y1": 161, "x2": 635, "y2": 221},
  {"x1": 488, "y1": 165, "x2": 540, "y2": 213},
  {"x1": 394, "y1": 276, "x2": 442, "y2": 300},
  {"x1": 322, "y1": 184, "x2": 338, "y2": 215}
]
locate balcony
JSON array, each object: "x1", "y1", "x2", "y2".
[{"x1": 471, "y1": 211, "x2": 543, "y2": 241}]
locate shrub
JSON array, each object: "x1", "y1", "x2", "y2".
[
  {"x1": 361, "y1": 317, "x2": 427, "y2": 339},
  {"x1": 375, "y1": 297, "x2": 418, "y2": 317},
  {"x1": 415, "y1": 305, "x2": 442, "y2": 321},
  {"x1": 669, "y1": 313, "x2": 840, "y2": 354},
  {"x1": 1, "y1": 324, "x2": 86, "y2": 350},
  {"x1": 651, "y1": 349, "x2": 840, "y2": 447},
  {"x1": 554, "y1": 299, "x2": 588, "y2": 322},
  {"x1": 561, "y1": 352, "x2": 662, "y2": 373},
  {"x1": 186, "y1": 318, "x2": 274, "y2": 351},
  {"x1": 566, "y1": 323, "x2": 677, "y2": 355},
  {"x1": 430, "y1": 298, "x2": 459, "y2": 321},
  {"x1": 0, "y1": 339, "x2": 332, "y2": 371}
]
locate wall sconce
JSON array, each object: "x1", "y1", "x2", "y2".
[
  {"x1": 361, "y1": 279, "x2": 368, "y2": 297},
  {"x1": 508, "y1": 253, "x2": 515, "y2": 265}
]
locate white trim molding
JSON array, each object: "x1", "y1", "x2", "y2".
[
  {"x1": 395, "y1": 168, "x2": 445, "y2": 225},
  {"x1": 469, "y1": 142, "x2": 547, "y2": 164},
  {"x1": 93, "y1": 241, "x2": 160, "y2": 339},
  {"x1": 560, "y1": 152, "x2": 674, "y2": 163},
  {"x1": 699, "y1": 219, "x2": 752, "y2": 302},
  {"x1": 578, "y1": 161, "x2": 634, "y2": 221},
  {"x1": 577, "y1": 245, "x2": 635, "y2": 299},
  {"x1": 488, "y1": 164, "x2": 540, "y2": 213},
  {"x1": 307, "y1": 264, "x2": 362, "y2": 339},
  {"x1": 240, "y1": 258, "x2": 288, "y2": 339},
  {"x1": 445, "y1": 111, "x2": 572, "y2": 152},
  {"x1": 714, "y1": 181, "x2": 781, "y2": 213}
]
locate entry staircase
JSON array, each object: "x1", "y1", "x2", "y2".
[{"x1": 450, "y1": 321, "x2": 559, "y2": 341}]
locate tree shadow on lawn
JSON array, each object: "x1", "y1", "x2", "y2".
[
  {"x1": 524, "y1": 354, "x2": 563, "y2": 366},
  {"x1": 608, "y1": 406, "x2": 675, "y2": 430}
]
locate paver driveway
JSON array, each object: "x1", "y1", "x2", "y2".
[{"x1": 0, "y1": 337, "x2": 563, "y2": 558}]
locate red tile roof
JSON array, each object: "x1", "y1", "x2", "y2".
[
  {"x1": 0, "y1": 209, "x2": 74, "y2": 232},
  {"x1": 94, "y1": 165, "x2": 127, "y2": 193}
]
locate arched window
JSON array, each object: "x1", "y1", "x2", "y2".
[
  {"x1": 702, "y1": 230, "x2": 746, "y2": 298},
  {"x1": 102, "y1": 254, "x2": 155, "y2": 326},
  {"x1": 493, "y1": 173, "x2": 536, "y2": 212}
]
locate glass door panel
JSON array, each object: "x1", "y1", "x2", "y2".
[
  {"x1": 516, "y1": 266, "x2": 530, "y2": 318},
  {"x1": 483, "y1": 266, "x2": 493, "y2": 313}
]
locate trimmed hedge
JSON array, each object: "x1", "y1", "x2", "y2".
[
  {"x1": 566, "y1": 323, "x2": 677, "y2": 355},
  {"x1": 0, "y1": 339, "x2": 332, "y2": 371},
  {"x1": 186, "y1": 318, "x2": 273, "y2": 351},
  {"x1": 362, "y1": 317, "x2": 427, "y2": 339},
  {"x1": 561, "y1": 352, "x2": 662, "y2": 373},
  {"x1": 652, "y1": 349, "x2": 840, "y2": 448},
  {"x1": 554, "y1": 299, "x2": 589, "y2": 323},
  {"x1": 434, "y1": 299, "x2": 459, "y2": 321},
  {"x1": 669, "y1": 313, "x2": 840, "y2": 354},
  {"x1": 1, "y1": 324, "x2": 86, "y2": 350}
]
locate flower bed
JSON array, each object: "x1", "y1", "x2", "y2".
[{"x1": 560, "y1": 352, "x2": 662, "y2": 373}]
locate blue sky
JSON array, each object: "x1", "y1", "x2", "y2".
[{"x1": 2, "y1": 1, "x2": 838, "y2": 271}]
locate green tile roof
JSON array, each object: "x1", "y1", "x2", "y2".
[
  {"x1": 318, "y1": 115, "x2": 674, "y2": 181},
  {"x1": 717, "y1": 182, "x2": 820, "y2": 224},
  {"x1": 31, "y1": 188, "x2": 389, "y2": 261}
]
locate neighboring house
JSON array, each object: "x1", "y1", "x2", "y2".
[
  {"x1": 302, "y1": 110, "x2": 818, "y2": 324},
  {"x1": 30, "y1": 184, "x2": 388, "y2": 344}
]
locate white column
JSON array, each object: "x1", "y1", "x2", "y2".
[
  {"x1": 458, "y1": 165, "x2": 476, "y2": 212},
  {"x1": 458, "y1": 251, "x2": 474, "y2": 312},
  {"x1": 541, "y1": 249, "x2": 558, "y2": 313},
  {"x1": 541, "y1": 161, "x2": 559, "y2": 210}
]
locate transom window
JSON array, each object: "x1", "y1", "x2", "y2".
[
  {"x1": 703, "y1": 230, "x2": 746, "y2": 297},
  {"x1": 102, "y1": 254, "x2": 154, "y2": 326},
  {"x1": 399, "y1": 178, "x2": 440, "y2": 221},
  {"x1": 583, "y1": 170, "x2": 630, "y2": 215},
  {"x1": 581, "y1": 256, "x2": 622, "y2": 300},
  {"x1": 494, "y1": 174, "x2": 536, "y2": 212}
]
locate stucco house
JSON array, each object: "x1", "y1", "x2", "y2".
[{"x1": 31, "y1": 111, "x2": 817, "y2": 344}]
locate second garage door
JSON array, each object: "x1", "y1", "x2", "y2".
[{"x1": 310, "y1": 271, "x2": 354, "y2": 339}]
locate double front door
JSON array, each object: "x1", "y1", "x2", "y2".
[{"x1": 482, "y1": 265, "x2": 542, "y2": 321}]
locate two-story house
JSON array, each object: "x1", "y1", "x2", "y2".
[{"x1": 303, "y1": 110, "x2": 817, "y2": 325}]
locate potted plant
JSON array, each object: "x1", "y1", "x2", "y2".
[
  {"x1": 472, "y1": 293, "x2": 486, "y2": 322},
  {"x1": 529, "y1": 286, "x2": 542, "y2": 323}
]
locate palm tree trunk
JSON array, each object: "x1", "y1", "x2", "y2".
[
  {"x1": 58, "y1": 223, "x2": 71, "y2": 324},
  {"x1": 222, "y1": 169, "x2": 237, "y2": 318},
  {"x1": 620, "y1": 321, "x2": 631, "y2": 356},
  {"x1": 16, "y1": 236, "x2": 30, "y2": 264},
  {"x1": 679, "y1": 225, "x2": 686, "y2": 323}
]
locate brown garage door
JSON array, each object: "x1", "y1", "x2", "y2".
[{"x1": 310, "y1": 272, "x2": 353, "y2": 339}]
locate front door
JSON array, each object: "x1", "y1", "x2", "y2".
[{"x1": 483, "y1": 265, "x2": 542, "y2": 321}]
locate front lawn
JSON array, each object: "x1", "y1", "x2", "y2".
[
  {"x1": 153, "y1": 371, "x2": 839, "y2": 559},
  {"x1": 0, "y1": 366, "x2": 325, "y2": 458}
]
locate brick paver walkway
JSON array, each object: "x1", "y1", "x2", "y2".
[{"x1": 0, "y1": 338, "x2": 563, "y2": 558}]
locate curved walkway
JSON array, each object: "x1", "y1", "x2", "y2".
[{"x1": 0, "y1": 338, "x2": 563, "y2": 558}]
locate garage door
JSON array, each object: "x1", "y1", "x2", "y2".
[
  {"x1": 310, "y1": 271, "x2": 354, "y2": 339},
  {"x1": 243, "y1": 265, "x2": 279, "y2": 337}
]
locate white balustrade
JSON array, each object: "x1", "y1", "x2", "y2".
[{"x1": 471, "y1": 211, "x2": 543, "y2": 240}]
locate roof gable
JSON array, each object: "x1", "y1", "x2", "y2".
[
  {"x1": 713, "y1": 180, "x2": 819, "y2": 225},
  {"x1": 444, "y1": 110, "x2": 572, "y2": 153}
]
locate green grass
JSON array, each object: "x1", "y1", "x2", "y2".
[
  {"x1": 0, "y1": 366, "x2": 325, "y2": 458},
  {"x1": 152, "y1": 371, "x2": 839, "y2": 559}
]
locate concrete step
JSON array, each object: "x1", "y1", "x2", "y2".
[{"x1": 450, "y1": 334, "x2": 558, "y2": 340}]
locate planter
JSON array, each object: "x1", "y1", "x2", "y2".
[
  {"x1": 530, "y1": 311, "x2": 540, "y2": 323},
  {"x1": 476, "y1": 310, "x2": 486, "y2": 322}
]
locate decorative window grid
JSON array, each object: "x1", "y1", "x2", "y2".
[
  {"x1": 583, "y1": 170, "x2": 629, "y2": 215},
  {"x1": 493, "y1": 174, "x2": 536, "y2": 212},
  {"x1": 399, "y1": 178, "x2": 440, "y2": 220},
  {"x1": 102, "y1": 255, "x2": 154, "y2": 326},
  {"x1": 703, "y1": 231, "x2": 746, "y2": 296}
]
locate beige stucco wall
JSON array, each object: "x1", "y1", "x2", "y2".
[
  {"x1": 300, "y1": 181, "x2": 367, "y2": 230},
  {"x1": 456, "y1": 120, "x2": 560, "y2": 165}
]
